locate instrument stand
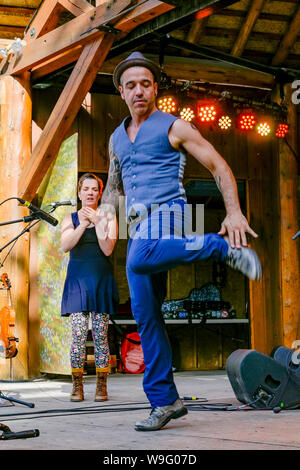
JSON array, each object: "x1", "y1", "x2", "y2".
[
  {"x1": 0, "y1": 423, "x2": 39, "y2": 440},
  {"x1": 0, "y1": 204, "x2": 57, "y2": 264},
  {"x1": 0, "y1": 394, "x2": 14, "y2": 407},
  {"x1": 0, "y1": 389, "x2": 35, "y2": 408}
]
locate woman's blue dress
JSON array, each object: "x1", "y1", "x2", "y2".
[{"x1": 61, "y1": 212, "x2": 119, "y2": 316}]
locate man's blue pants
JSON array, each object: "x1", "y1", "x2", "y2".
[{"x1": 126, "y1": 200, "x2": 228, "y2": 407}]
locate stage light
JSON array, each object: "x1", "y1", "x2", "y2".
[
  {"x1": 237, "y1": 111, "x2": 256, "y2": 131},
  {"x1": 257, "y1": 121, "x2": 271, "y2": 136},
  {"x1": 180, "y1": 106, "x2": 195, "y2": 122},
  {"x1": 198, "y1": 104, "x2": 217, "y2": 122},
  {"x1": 158, "y1": 95, "x2": 177, "y2": 114},
  {"x1": 218, "y1": 115, "x2": 232, "y2": 130},
  {"x1": 276, "y1": 123, "x2": 289, "y2": 138}
]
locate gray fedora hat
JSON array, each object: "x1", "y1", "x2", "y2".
[{"x1": 113, "y1": 51, "x2": 161, "y2": 89}]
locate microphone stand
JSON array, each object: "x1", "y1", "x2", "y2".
[
  {"x1": 0, "y1": 206, "x2": 58, "y2": 408},
  {"x1": 0, "y1": 204, "x2": 63, "y2": 439},
  {"x1": 0, "y1": 216, "x2": 41, "y2": 266},
  {"x1": 0, "y1": 205, "x2": 58, "y2": 267},
  {"x1": 293, "y1": 230, "x2": 300, "y2": 240}
]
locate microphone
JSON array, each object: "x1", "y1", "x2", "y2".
[
  {"x1": 1, "y1": 428, "x2": 40, "y2": 440},
  {"x1": 17, "y1": 198, "x2": 58, "y2": 227},
  {"x1": 49, "y1": 200, "x2": 76, "y2": 208}
]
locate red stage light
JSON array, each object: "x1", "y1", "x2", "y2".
[
  {"x1": 238, "y1": 112, "x2": 256, "y2": 131},
  {"x1": 276, "y1": 123, "x2": 289, "y2": 138}
]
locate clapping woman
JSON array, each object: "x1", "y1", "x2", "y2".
[{"x1": 61, "y1": 173, "x2": 118, "y2": 402}]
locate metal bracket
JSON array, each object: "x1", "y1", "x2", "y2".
[
  {"x1": 80, "y1": 23, "x2": 121, "y2": 37},
  {"x1": 161, "y1": 0, "x2": 185, "y2": 5}
]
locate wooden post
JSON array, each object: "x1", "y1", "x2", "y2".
[
  {"x1": 0, "y1": 73, "x2": 31, "y2": 380},
  {"x1": 278, "y1": 84, "x2": 300, "y2": 349}
]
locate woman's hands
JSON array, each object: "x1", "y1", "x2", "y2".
[
  {"x1": 79, "y1": 207, "x2": 109, "y2": 237},
  {"x1": 79, "y1": 207, "x2": 100, "y2": 227},
  {"x1": 79, "y1": 207, "x2": 117, "y2": 256}
]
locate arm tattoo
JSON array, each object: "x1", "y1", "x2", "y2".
[{"x1": 101, "y1": 135, "x2": 123, "y2": 211}]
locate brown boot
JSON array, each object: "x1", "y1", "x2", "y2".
[
  {"x1": 95, "y1": 371, "x2": 108, "y2": 401},
  {"x1": 70, "y1": 369, "x2": 84, "y2": 402}
]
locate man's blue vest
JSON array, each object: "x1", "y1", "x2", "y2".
[{"x1": 112, "y1": 110, "x2": 187, "y2": 217}]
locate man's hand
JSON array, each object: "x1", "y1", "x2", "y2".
[{"x1": 218, "y1": 212, "x2": 258, "y2": 249}]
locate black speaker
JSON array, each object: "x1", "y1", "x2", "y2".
[{"x1": 226, "y1": 349, "x2": 300, "y2": 410}]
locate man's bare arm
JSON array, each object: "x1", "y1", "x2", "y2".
[
  {"x1": 169, "y1": 119, "x2": 258, "y2": 248},
  {"x1": 101, "y1": 136, "x2": 123, "y2": 212}
]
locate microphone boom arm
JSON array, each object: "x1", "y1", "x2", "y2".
[{"x1": 0, "y1": 203, "x2": 59, "y2": 266}]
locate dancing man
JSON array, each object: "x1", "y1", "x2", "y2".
[{"x1": 101, "y1": 52, "x2": 261, "y2": 431}]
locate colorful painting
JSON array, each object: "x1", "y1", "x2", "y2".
[{"x1": 38, "y1": 134, "x2": 78, "y2": 375}]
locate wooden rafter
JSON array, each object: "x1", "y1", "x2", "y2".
[
  {"x1": 182, "y1": 17, "x2": 208, "y2": 57},
  {"x1": 2, "y1": 0, "x2": 237, "y2": 201},
  {"x1": 23, "y1": 0, "x2": 67, "y2": 44},
  {"x1": 19, "y1": 34, "x2": 115, "y2": 200},
  {"x1": 0, "y1": 25, "x2": 25, "y2": 34},
  {"x1": 272, "y1": 4, "x2": 300, "y2": 66},
  {"x1": 1, "y1": 0, "x2": 130, "y2": 75},
  {"x1": 17, "y1": 0, "x2": 176, "y2": 200},
  {"x1": 57, "y1": 0, "x2": 94, "y2": 16},
  {"x1": 99, "y1": 53, "x2": 275, "y2": 88},
  {"x1": 231, "y1": 0, "x2": 265, "y2": 57},
  {"x1": 0, "y1": 0, "x2": 174, "y2": 77},
  {"x1": 31, "y1": 0, "x2": 233, "y2": 81}
]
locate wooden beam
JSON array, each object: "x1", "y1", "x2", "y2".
[
  {"x1": 182, "y1": 17, "x2": 208, "y2": 57},
  {"x1": 0, "y1": 6, "x2": 35, "y2": 15},
  {"x1": 31, "y1": 46, "x2": 83, "y2": 81},
  {"x1": 18, "y1": 34, "x2": 114, "y2": 201},
  {"x1": 0, "y1": 0, "x2": 131, "y2": 75},
  {"x1": 0, "y1": 24, "x2": 25, "y2": 34},
  {"x1": 30, "y1": 0, "x2": 174, "y2": 80},
  {"x1": 272, "y1": 4, "x2": 300, "y2": 66},
  {"x1": 109, "y1": 0, "x2": 237, "y2": 57},
  {"x1": 278, "y1": 83, "x2": 300, "y2": 348},
  {"x1": 29, "y1": 0, "x2": 240, "y2": 80},
  {"x1": 0, "y1": 0, "x2": 174, "y2": 77},
  {"x1": 0, "y1": 72, "x2": 31, "y2": 380},
  {"x1": 231, "y1": 0, "x2": 265, "y2": 57},
  {"x1": 57, "y1": 0, "x2": 94, "y2": 16},
  {"x1": 186, "y1": 18, "x2": 208, "y2": 44},
  {"x1": 23, "y1": 0, "x2": 65, "y2": 44},
  {"x1": 98, "y1": 54, "x2": 275, "y2": 89},
  {"x1": 18, "y1": 1, "x2": 176, "y2": 202}
]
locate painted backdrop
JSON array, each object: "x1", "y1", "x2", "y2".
[{"x1": 38, "y1": 134, "x2": 78, "y2": 374}]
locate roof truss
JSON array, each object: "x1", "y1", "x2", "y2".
[{"x1": 0, "y1": 0, "x2": 248, "y2": 200}]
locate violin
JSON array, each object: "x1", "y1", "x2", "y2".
[{"x1": 0, "y1": 273, "x2": 18, "y2": 359}]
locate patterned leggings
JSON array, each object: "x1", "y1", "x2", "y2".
[{"x1": 70, "y1": 312, "x2": 109, "y2": 371}]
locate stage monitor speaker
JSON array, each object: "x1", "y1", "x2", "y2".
[
  {"x1": 226, "y1": 349, "x2": 300, "y2": 410},
  {"x1": 272, "y1": 346, "x2": 300, "y2": 376}
]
